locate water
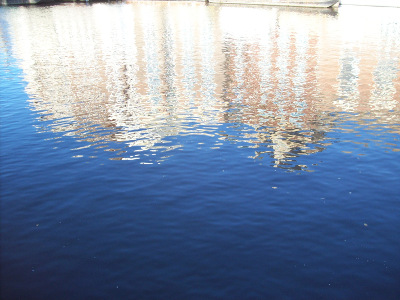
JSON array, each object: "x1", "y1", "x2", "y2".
[{"x1": 1, "y1": 2, "x2": 400, "y2": 299}]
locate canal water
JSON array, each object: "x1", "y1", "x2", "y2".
[{"x1": 1, "y1": 2, "x2": 399, "y2": 299}]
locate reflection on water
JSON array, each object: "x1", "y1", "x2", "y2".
[{"x1": 1, "y1": 2, "x2": 399, "y2": 169}]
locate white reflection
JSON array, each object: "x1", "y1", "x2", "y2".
[
  {"x1": 1, "y1": 3, "x2": 399, "y2": 168},
  {"x1": 335, "y1": 49, "x2": 360, "y2": 111}
]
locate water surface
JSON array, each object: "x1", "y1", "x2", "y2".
[{"x1": 1, "y1": 2, "x2": 400, "y2": 299}]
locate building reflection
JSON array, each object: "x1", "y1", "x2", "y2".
[
  {"x1": 2, "y1": 3, "x2": 399, "y2": 168},
  {"x1": 219, "y1": 6, "x2": 329, "y2": 168},
  {"x1": 218, "y1": 5, "x2": 400, "y2": 168}
]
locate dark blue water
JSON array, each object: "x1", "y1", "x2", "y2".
[{"x1": 1, "y1": 2, "x2": 400, "y2": 299}]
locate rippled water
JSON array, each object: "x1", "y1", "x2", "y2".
[{"x1": 1, "y1": 2, "x2": 400, "y2": 299}]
